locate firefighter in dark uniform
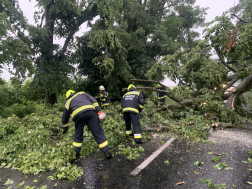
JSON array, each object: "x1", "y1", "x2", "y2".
[
  {"x1": 62, "y1": 90, "x2": 112, "y2": 159},
  {"x1": 156, "y1": 84, "x2": 167, "y2": 106},
  {"x1": 99, "y1": 85, "x2": 110, "y2": 109},
  {"x1": 121, "y1": 84, "x2": 145, "y2": 144}
]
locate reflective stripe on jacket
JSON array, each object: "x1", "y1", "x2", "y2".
[
  {"x1": 121, "y1": 89, "x2": 144, "y2": 114},
  {"x1": 62, "y1": 92, "x2": 101, "y2": 125},
  {"x1": 157, "y1": 92, "x2": 167, "y2": 99}
]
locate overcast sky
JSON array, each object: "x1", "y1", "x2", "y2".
[{"x1": 1, "y1": 0, "x2": 237, "y2": 85}]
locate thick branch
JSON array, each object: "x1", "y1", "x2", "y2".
[
  {"x1": 220, "y1": 60, "x2": 238, "y2": 72},
  {"x1": 227, "y1": 73, "x2": 240, "y2": 82},
  {"x1": 224, "y1": 74, "x2": 240, "y2": 91},
  {"x1": 123, "y1": 86, "x2": 183, "y2": 102},
  {"x1": 225, "y1": 75, "x2": 252, "y2": 109},
  {"x1": 130, "y1": 79, "x2": 170, "y2": 91},
  {"x1": 211, "y1": 122, "x2": 233, "y2": 129},
  {"x1": 60, "y1": 4, "x2": 98, "y2": 55},
  {"x1": 40, "y1": 14, "x2": 44, "y2": 28},
  {"x1": 153, "y1": 99, "x2": 195, "y2": 112},
  {"x1": 231, "y1": 14, "x2": 250, "y2": 24}
]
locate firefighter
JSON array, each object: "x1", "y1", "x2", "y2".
[
  {"x1": 62, "y1": 90, "x2": 112, "y2": 159},
  {"x1": 121, "y1": 84, "x2": 145, "y2": 144},
  {"x1": 99, "y1": 85, "x2": 110, "y2": 109},
  {"x1": 156, "y1": 84, "x2": 167, "y2": 106}
]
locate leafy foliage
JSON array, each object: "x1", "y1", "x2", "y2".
[
  {"x1": 117, "y1": 144, "x2": 145, "y2": 160},
  {"x1": 212, "y1": 156, "x2": 222, "y2": 162},
  {"x1": 201, "y1": 179, "x2": 227, "y2": 189},
  {"x1": 213, "y1": 162, "x2": 233, "y2": 170},
  {"x1": 0, "y1": 95, "x2": 213, "y2": 181},
  {"x1": 75, "y1": 0, "x2": 207, "y2": 99},
  {"x1": 47, "y1": 163, "x2": 83, "y2": 182}
]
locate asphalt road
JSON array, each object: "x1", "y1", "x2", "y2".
[{"x1": 1, "y1": 126, "x2": 252, "y2": 189}]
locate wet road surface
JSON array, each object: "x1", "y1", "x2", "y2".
[{"x1": 1, "y1": 127, "x2": 252, "y2": 189}]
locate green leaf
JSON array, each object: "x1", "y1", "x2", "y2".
[
  {"x1": 5, "y1": 179, "x2": 14, "y2": 185},
  {"x1": 246, "y1": 181, "x2": 252, "y2": 185},
  {"x1": 194, "y1": 161, "x2": 204, "y2": 166},
  {"x1": 16, "y1": 181, "x2": 24, "y2": 188}
]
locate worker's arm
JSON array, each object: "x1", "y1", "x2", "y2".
[
  {"x1": 104, "y1": 92, "x2": 109, "y2": 101},
  {"x1": 86, "y1": 93, "x2": 101, "y2": 112},
  {"x1": 62, "y1": 108, "x2": 70, "y2": 125},
  {"x1": 138, "y1": 93, "x2": 145, "y2": 112}
]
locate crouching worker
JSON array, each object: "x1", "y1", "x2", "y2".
[
  {"x1": 121, "y1": 84, "x2": 145, "y2": 144},
  {"x1": 62, "y1": 90, "x2": 112, "y2": 159}
]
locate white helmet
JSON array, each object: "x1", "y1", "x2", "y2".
[{"x1": 99, "y1": 85, "x2": 105, "y2": 90}]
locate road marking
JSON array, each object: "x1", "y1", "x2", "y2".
[{"x1": 130, "y1": 137, "x2": 176, "y2": 176}]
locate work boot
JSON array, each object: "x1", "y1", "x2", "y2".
[
  {"x1": 76, "y1": 152, "x2": 80, "y2": 160},
  {"x1": 104, "y1": 151, "x2": 112, "y2": 159},
  {"x1": 135, "y1": 140, "x2": 145, "y2": 144}
]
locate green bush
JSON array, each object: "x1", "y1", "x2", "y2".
[{"x1": 10, "y1": 101, "x2": 36, "y2": 118}]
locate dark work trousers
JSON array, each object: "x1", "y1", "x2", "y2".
[
  {"x1": 123, "y1": 112, "x2": 142, "y2": 142},
  {"x1": 73, "y1": 110, "x2": 109, "y2": 153}
]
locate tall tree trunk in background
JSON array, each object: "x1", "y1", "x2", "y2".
[
  {"x1": 44, "y1": 2, "x2": 56, "y2": 105},
  {"x1": 45, "y1": 89, "x2": 57, "y2": 105}
]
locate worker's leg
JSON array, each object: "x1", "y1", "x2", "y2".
[
  {"x1": 123, "y1": 112, "x2": 133, "y2": 136},
  {"x1": 86, "y1": 111, "x2": 109, "y2": 153},
  {"x1": 129, "y1": 113, "x2": 142, "y2": 143},
  {"x1": 73, "y1": 112, "x2": 88, "y2": 155},
  {"x1": 160, "y1": 98, "x2": 165, "y2": 105}
]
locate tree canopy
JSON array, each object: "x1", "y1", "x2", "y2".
[{"x1": 75, "y1": 0, "x2": 207, "y2": 99}]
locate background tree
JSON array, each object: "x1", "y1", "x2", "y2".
[
  {"x1": 0, "y1": 0, "x2": 33, "y2": 79},
  {"x1": 28, "y1": 0, "x2": 100, "y2": 104},
  {"x1": 75, "y1": 0, "x2": 207, "y2": 99}
]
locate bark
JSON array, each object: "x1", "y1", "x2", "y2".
[
  {"x1": 225, "y1": 75, "x2": 252, "y2": 109},
  {"x1": 45, "y1": 89, "x2": 57, "y2": 105},
  {"x1": 126, "y1": 79, "x2": 182, "y2": 102},
  {"x1": 211, "y1": 122, "x2": 233, "y2": 129},
  {"x1": 44, "y1": 2, "x2": 56, "y2": 105},
  {"x1": 130, "y1": 79, "x2": 170, "y2": 91},
  {"x1": 60, "y1": 4, "x2": 98, "y2": 56},
  {"x1": 227, "y1": 73, "x2": 239, "y2": 82}
]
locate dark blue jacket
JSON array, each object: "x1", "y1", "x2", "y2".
[
  {"x1": 121, "y1": 87, "x2": 144, "y2": 114},
  {"x1": 62, "y1": 92, "x2": 101, "y2": 125}
]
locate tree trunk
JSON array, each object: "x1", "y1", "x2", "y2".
[
  {"x1": 45, "y1": 89, "x2": 57, "y2": 105},
  {"x1": 44, "y1": 2, "x2": 56, "y2": 105}
]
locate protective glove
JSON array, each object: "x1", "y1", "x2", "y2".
[{"x1": 62, "y1": 126, "x2": 68, "y2": 134}]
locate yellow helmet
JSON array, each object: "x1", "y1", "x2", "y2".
[
  {"x1": 157, "y1": 84, "x2": 161, "y2": 87},
  {"x1": 128, "y1": 84, "x2": 136, "y2": 91},
  {"x1": 99, "y1": 85, "x2": 105, "y2": 90},
  {"x1": 66, "y1": 90, "x2": 75, "y2": 98}
]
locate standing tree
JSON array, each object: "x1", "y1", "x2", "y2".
[
  {"x1": 29, "y1": 0, "x2": 100, "y2": 104},
  {"x1": 0, "y1": 0, "x2": 33, "y2": 78},
  {"x1": 75, "y1": 0, "x2": 207, "y2": 99}
]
